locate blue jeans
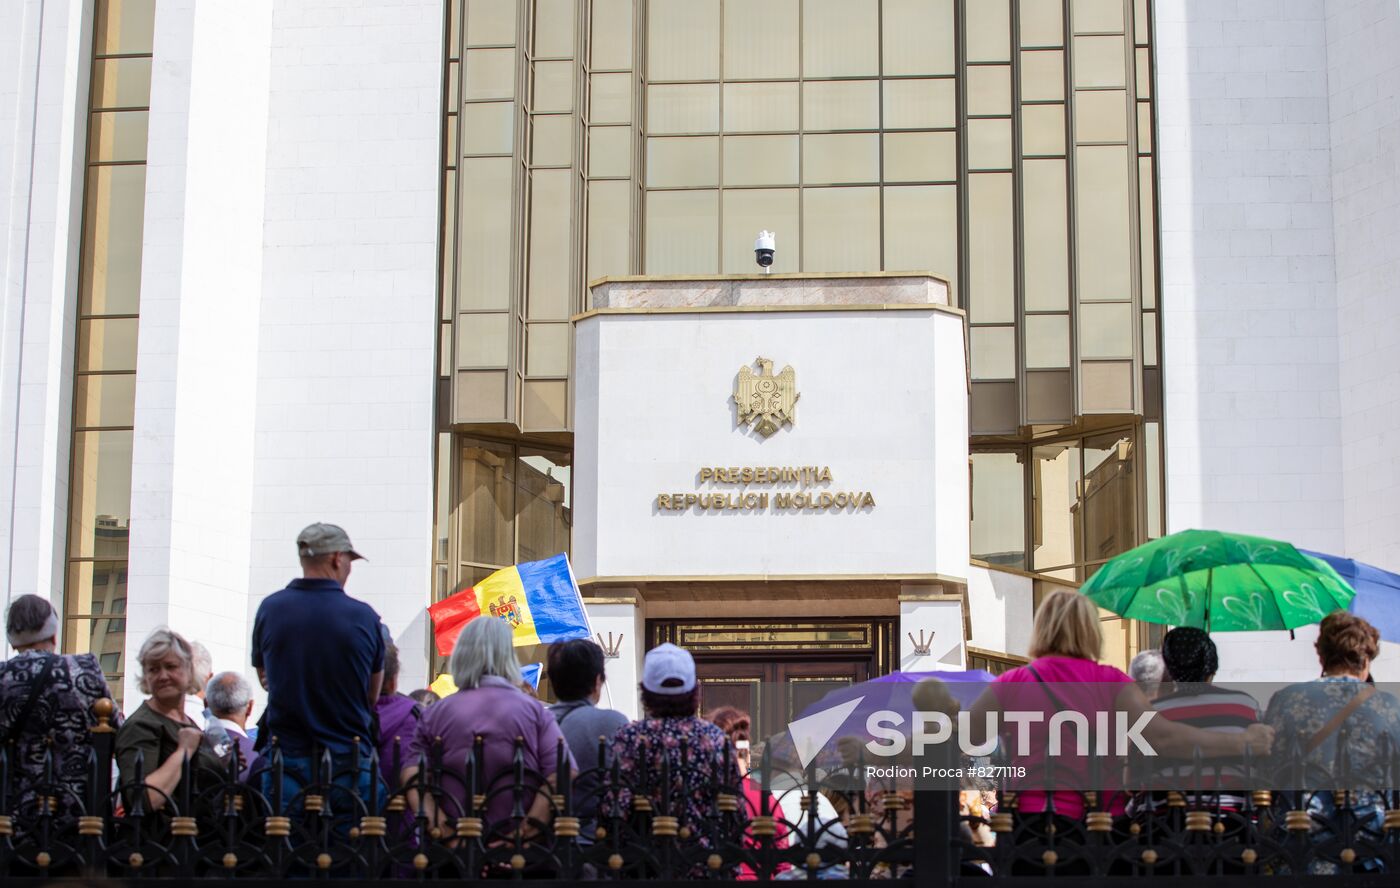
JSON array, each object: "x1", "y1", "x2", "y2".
[{"x1": 256, "y1": 752, "x2": 388, "y2": 824}]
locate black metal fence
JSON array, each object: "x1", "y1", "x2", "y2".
[{"x1": 4, "y1": 701, "x2": 1400, "y2": 884}]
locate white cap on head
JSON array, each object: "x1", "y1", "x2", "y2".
[{"x1": 641, "y1": 642, "x2": 697, "y2": 694}]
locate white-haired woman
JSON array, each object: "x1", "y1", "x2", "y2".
[
  {"x1": 115, "y1": 628, "x2": 223, "y2": 812},
  {"x1": 403, "y1": 617, "x2": 574, "y2": 842}
]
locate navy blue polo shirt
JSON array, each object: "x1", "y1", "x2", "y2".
[{"x1": 252, "y1": 578, "x2": 385, "y2": 756}]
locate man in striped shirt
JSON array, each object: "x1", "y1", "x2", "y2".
[{"x1": 1132, "y1": 627, "x2": 1261, "y2": 812}]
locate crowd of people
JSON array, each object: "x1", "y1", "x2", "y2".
[{"x1": 3, "y1": 525, "x2": 1400, "y2": 879}]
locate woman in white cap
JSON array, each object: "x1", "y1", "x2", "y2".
[
  {"x1": 603, "y1": 643, "x2": 745, "y2": 876},
  {"x1": 1, "y1": 594, "x2": 117, "y2": 828}
]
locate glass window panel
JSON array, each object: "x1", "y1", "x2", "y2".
[
  {"x1": 1025, "y1": 314, "x2": 1070, "y2": 368},
  {"x1": 1026, "y1": 369, "x2": 1073, "y2": 424},
  {"x1": 1074, "y1": 36, "x2": 1126, "y2": 88},
  {"x1": 442, "y1": 171, "x2": 456, "y2": 317},
  {"x1": 435, "y1": 433, "x2": 452, "y2": 561},
  {"x1": 465, "y1": 48, "x2": 516, "y2": 100},
  {"x1": 1022, "y1": 159, "x2": 1069, "y2": 310},
  {"x1": 531, "y1": 114, "x2": 572, "y2": 165},
  {"x1": 801, "y1": 187, "x2": 879, "y2": 273},
  {"x1": 458, "y1": 157, "x2": 514, "y2": 310},
  {"x1": 92, "y1": 58, "x2": 152, "y2": 109},
  {"x1": 441, "y1": 324, "x2": 453, "y2": 376},
  {"x1": 534, "y1": 0, "x2": 575, "y2": 56},
  {"x1": 455, "y1": 370, "x2": 509, "y2": 421},
  {"x1": 68, "y1": 430, "x2": 133, "y2": 560},
  {"x1": 527, "y1": 323, "x2": 571, "y2": 376},
  {"x1": 591, "y1": 0, "x2": 633, "y2": 68},
  {"x1": 587, "y1": 179, "x2": 631, "y2": 280},
  {"x1": 74, "y1": 374, "x2": 136, "y2": 428},
  {"x1": 1074, "y1": 0, "x2": 1125, "y2": 33},
  {"x1": 1021, "y1": 50, "x2": 1065, "y2": 101},
  {"x1": 1080, "y1": 361, "x2": 1134, "y2": 412},
  {"x1": 803, "y1": 0, "x2": 878, "y2": 77},
  {"x1": 971, "y1": 326, "x2": 1015, "y2": 380},
  {"x1": 1137, "y1": 101, "x2": 1153, "y2": 151},
  {"x1": 722, "y1": 135, "x2": 798, "y2": 186},
  {"x1": 1136, "y1": 48, "x2": 1152, "y2": 98},
  {"x1": 646, "y1": 136, "x2": 719, "y2": 187},
  {"x1": 723, "y1": 82, "x2": 799, "y2": 133},
  {"x1": 965, "y1": 0, "x2": 1011, "y2": 62},
  {"x1": 1082, "y1": 438, "x2": 1134, "y2": 559},
  {"x1": 883, "y1": 131, "x2": 955, "y2": 182},
  {"x1": 883, "y1": 78, "x2": 956, "y2": 129},
  {"x1": 968, "y1": 118, "x2": 1012, "y2": 170},
  {"x1": 532, "y1": 60, "x2": 573, "y2": 111},
  {"x1": 588, "y1": 125, "x2": 630, "y2": 177},
  {"x1": 517, "y1": 448, "x2": 572, "y2": 560},
  {"x1": 883, "y1": 185, "x2": 957, "y2": 285},
  {"x1": 802, "y1": 133, "x2": 879, "y2": 184},
  {"x1": 967, "y1": 65, "x2": 1011, "y2": 116},
  {"x1": 1032, "y1": 441, "x2": 1080, "y2": 570},
  {"x1": 724, "y1": 0, "x2": 798, "y2": 79},
  {"x1": 722, "y1": 188, "x2": 798, "y2": 273},
  {"x1": 971, "y1": 451, "x2": 1026, "y2": 568},
  {"x1": 883, "y1": 0, "x2": 954, "y2": 75},
  {"x1": 1020, "y1": 0, "x2": 1064, "y2": 46},
  {"x1": 971, "y1": 380, "x2": 1018, "y2": 434},
  {"x1": 967, "y1": 173, "x2": 1014, "y2": 323},
  {"x1": 645, "y1": 189, "x2": 718, "y2": 273},
  {"x1": 1140, "y1": 157, "x2": 1156, "y2": 308},
  {"x1": 590, "y1": 73, "x2": 631, "y2": 123},
  {"x1": 528, "y1": 169, "x2": 572, "y2": 318},
  {"x1": 1022, "y1": 104, "x2": 1066, "y2": 155},
  {"x1": 95, "y1": 0, "x2": 156, "y2": 54},
  {"x1": 648, "y1": 0, "x2": 719, "y2": 80},
  {"x1": 77, "y1": 318, "x2": 139, "y2": 373},
  {"x1": 1135, "y1": 0, "x2": 1150, "y2": 43},
  {"x1": 522, "y1": 380, "x2": 569, "y2": 429},
  {"x1": 1075, "y1": 145, "x2": 1131, "y2": 300},
  {"x1": 447, "y1": 113, "x2": 458, "y2": 159},
  {"x1": 459, "y1": 438, "x2": 515, "y2": 565},
  {"x1": 89, "y1": 111, "x2": 148, "y2": 163},
  {"x1": 1079, "y1": 302, "x2": 1133, "y2": 358},
  {"x1": 457, "y1": 312, "x2": 510, "y2": 367},
  {"x1": 467, "y1": 0, "x2": 517, "y2": 45},
  {"x1": 80, "y1": 165, "x2": 146, "y2": 316},
  {"x1": 646, "y1": 83, "x2": 719, "y2": 133},
  {"x1": 449, "y1": 61, "x2": 460, "y2": 111},
  {"x1": 1142, "y1": 311, "x2": 1158, "y2": 365},
  {"x1": 802, "y1": 81, "x2": 880, "y2": 131},
  {"x1": 1144, "y1": 421, "x2": 1162, "y2": 538},
  {"x1": 1075, "y1": 89, "x2": 1127, "y2": 142},
  {"x1": 463, "y1": 101, "x2": 514, "y2": 154}
]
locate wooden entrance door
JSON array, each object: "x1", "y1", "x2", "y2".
[{"x1": 648, "y1": 618, "x2": 895, "y2": 742}]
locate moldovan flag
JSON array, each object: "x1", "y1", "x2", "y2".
[{"x1": 427, "y1": 553, "x2": 590, "y2": 656}]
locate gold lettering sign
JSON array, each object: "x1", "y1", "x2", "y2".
[
  {"x1": 734, "y1": 357, "x2": 798, "y2": 437},
  {"x1": 654, "y1": 466, "x2": 875, "y2": 513}
]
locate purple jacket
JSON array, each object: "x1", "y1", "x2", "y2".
[{"x1": 375, "y1": 693, "x2": 422, "y2": 786}]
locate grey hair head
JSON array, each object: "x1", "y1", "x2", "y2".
[
  {"x1": 204, "y1": 671, "x2": 252, "y2": 717},
  {"x1": 136, "y1": 628, "x2": 198, "y2": 695},
  {"x1": 449, "y1": 617, "x2": 522, "y2": 690},
  {"x1": 1129, "y1": 648, "x2": 1166, "y2": 686},
  {"x1": 189, "y1": 641, "x2": 214, "y2": 682}
]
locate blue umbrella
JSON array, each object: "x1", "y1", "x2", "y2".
[{"x1": 1302, "y1": 549, "x2": 1400, "y2": 643}]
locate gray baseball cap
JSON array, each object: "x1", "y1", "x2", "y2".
[{"x1": 296, "y1": 523, "x2": 366, "y2": 560}]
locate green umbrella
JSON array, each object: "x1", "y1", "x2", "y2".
[{"x1": 1080, "y1": 529, "x2": 1356, "y2": 632}]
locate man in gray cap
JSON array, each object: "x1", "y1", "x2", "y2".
[{"x1": 251, "y1": 523, "x2": 385, "y2": 813}]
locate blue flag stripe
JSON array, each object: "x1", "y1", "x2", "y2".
[{"x1": 518, "y1": 554, "x2": 590, "y2": 644}]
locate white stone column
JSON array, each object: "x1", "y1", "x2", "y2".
[
  {"x1": 586, "y1": 596, "x2": 643, "y2": 720},
  {"x1": 898, "y1": 588, "x2": 967, "y2": 672}
]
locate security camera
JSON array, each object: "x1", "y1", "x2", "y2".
[{"x1": 754, "y1": 230, "x2": 776, "y2": 272}]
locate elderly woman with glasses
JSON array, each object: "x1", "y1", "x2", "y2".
[{"x1": 115, "y1": 628, "x2": 224, "y2": 813}]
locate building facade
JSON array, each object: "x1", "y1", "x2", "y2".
[{"x1": 1, "y1": 0, "x2": 1397, "y2": 708}]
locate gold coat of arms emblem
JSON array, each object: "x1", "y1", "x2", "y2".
[{"x1": 734, "y1": 356, "x2": 798, "y2": 437}]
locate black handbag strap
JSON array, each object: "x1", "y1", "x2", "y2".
[
  {"x1": 4, "y1": 653, "x2": 59, "y2": 748},
  {"x1": 1025, "y1": 663, "x2": 1074, "y2": 712}
]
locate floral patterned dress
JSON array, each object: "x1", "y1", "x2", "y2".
[
  {"x1": 1263, "y1": 676, "x2": 1400, "y2": 873},
  {"x1": 0, "y1": 651, "x2": 117, "y2": 828},
  {"x1": 603, "y1": 715, "x2": 747, "y2": 874}
]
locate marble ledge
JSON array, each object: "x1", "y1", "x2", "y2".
[{"x1": 589, "y1": 274, "x2": 951, "y2": 310}]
